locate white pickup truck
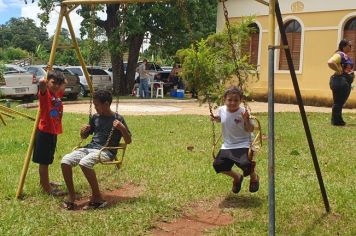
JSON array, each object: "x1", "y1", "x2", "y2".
[{"x1": 0, "y1": 64, "x2": 38, "y2": 102}]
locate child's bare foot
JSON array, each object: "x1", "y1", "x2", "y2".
[
  {"x1": 249, "y1": 175, "x2": 260, "y2": 193},
  {"x1": 232, "y1": 175, "x2": 244, "y2": 194}
]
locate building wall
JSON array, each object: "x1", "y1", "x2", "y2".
[{"x1": 217, "y1": 1, "x2": 356, "y2": 105}]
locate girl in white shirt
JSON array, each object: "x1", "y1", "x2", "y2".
[{"x1": 211, "y1": 87, "x2": 259, "y2": 194}]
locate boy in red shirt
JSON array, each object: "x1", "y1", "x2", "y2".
[{"x1": 32, "y1": 70, "x2": 67, "y2": 195}]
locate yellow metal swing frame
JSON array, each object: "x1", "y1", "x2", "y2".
[{"x1": 16, "y1": 0, "x2": 158, "y2": 199}]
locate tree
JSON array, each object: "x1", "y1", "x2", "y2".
[
  {"x1": 37, "y1": 1, "x2": 218, "y2": 95},
  {"x1": 177, "y1": 18, "x2": 259, "y2": 106},
  {"x1": 0, "y1": 17, "x2": 49, "y2": 53}
]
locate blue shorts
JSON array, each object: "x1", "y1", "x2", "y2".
[{"x1": 213, "y1": 148, "x2": 252, "y2": 176}]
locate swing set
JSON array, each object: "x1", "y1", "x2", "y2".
[
  {"x1": 15, "y1": 1, "x2": 330, "y2": 235},
  {"x1": 0, "y1": 104, "x2": 35, "y2": 126}
]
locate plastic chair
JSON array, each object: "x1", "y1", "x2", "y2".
[{"x1": 156, "y1": 86, "x2": 164, "y2": 98}]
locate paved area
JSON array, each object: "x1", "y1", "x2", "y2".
[{"x1": 62, "y1": 99, "x2": 356, "y2": 116}]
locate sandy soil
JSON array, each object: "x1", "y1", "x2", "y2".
[{"x1": 62, "y1": 99, "x2": 355, "y2": 116}]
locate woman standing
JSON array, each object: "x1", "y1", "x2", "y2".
[{"x1": 327, "y1": 39, "x2": 354, "y2": 126}]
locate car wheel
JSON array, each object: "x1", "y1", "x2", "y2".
[
  {"x1": 79, "y1": 85, "x2": 88, "y2": 97},
  {"x1": 23, "y1": 95, "x2": 34, "y2": 103}
]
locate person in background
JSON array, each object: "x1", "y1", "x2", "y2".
[
  {"x1": 169, "y1": 63, "x2": 184, "y2": 90},
  {"x1": 327, "y1": 39, "x2": 354, "y2": 126},
  {"x1": 136, "y1": 59, "x2": 150, "y2": 98}
]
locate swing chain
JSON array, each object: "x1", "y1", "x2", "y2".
[
  {"x1": 207, "y1": 96, "x2": 216, "y2": 150},
  {"x1": 221, "y1": 1, "x2": 243, "y2": 91},
  {"x1": 221, "y1": 0, "x2": 251, "y2": 110},
  {"x1": 88, "y1": 4, "x2": 97, "y2": 119}
]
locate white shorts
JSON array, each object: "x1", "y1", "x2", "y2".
[{"x1": 61, "y1": 148, "x2": 111, "y2": 169}]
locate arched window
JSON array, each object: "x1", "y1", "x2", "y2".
[
  {"x1": 241, "y1": 23, "x2": 260, "y2": 66},
  {"x1": 343, "y1": 17, "x2": 356, "y2": 63},
  {"x1": 279, "y1": 20, "x2": 301, "y2": 70}
]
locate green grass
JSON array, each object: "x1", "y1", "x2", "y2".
[{"x1": 0, "y1": 109, "x2": 355, "y2": 235}]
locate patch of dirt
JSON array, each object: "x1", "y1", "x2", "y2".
[
  {"x1": 64, "y1": 183, "x2": 145, "y2": 211},
  {"x1": 151, "y1": 199, "x2": 234, "y2": 236}
]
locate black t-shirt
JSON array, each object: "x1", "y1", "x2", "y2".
[{"x1": 85, "y1": 113, "x2": 130, "y2": 158}]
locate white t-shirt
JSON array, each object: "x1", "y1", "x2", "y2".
[
  {"x1": 137, "y1": 63, "x2": 148, "y2": 79},
  {"x1": 218, "y1": 105, "x2": 252, "y2": 149}
]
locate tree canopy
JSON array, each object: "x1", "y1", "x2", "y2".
[
  {"x1": 0, "y1": 17, "x2": 49, "y2": 53},
  {"x1": 35, "y1": 0, "x2": 218, "y2": 94},
  {"x1": 177, "y1": 18, "x2": 259, "y2": 106}
]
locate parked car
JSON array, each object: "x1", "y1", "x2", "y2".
[
  {"x1": 106, "y1": 62, "x2": 139, "y2": 81},
  {"x1": 0, "y1": 64, "x2": 38, "y2": 102},
  {"x1": 25, "y1": 65, "x2": 81, "y2": 100},
  {"x1": 161, "y1": 66, "x2": 173, "y2": 72},
  {"x1": 136, "y1": 61, "x2": 167, "y2": 82},
  {"x1": 66, "y1": 66, "x2": 112, "y2": 97}
]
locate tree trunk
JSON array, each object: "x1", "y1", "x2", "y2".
[
  {"x1": 126, "y1": 33, "x2": 145, "y2": 92},
  {"x1": 111, "y1": 55, "x2": 126, "y2": 95},
  {"x1": 104, "y1": 4, "x2": 127, "y2": 96}
]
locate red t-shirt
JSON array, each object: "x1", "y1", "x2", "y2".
[{"x1": 38, "y1": 89, "x2": 64, "y2": 134}]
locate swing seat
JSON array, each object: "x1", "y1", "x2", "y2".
[
  {"x1": 97, "y1": 143, "x2": 127, "y2": 170},
  {"x1": 72, "y1": 141, "x2": 128, "y2": 170}
]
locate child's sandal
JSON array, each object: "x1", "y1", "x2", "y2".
[
  {"x1": 63, "y1": 200, "x2": 76, "y2": 210},
  {"x1": 249, "y1": 176, "x2": 260, "y2": 193},
  {"x1": 83, "y1": 201, "x2": 108, "y2": 210},
  {"x1": 49, "y1": 188, "x2": 66, "y2": 197},
  {"x1": 232, "y1": 175, "x2": 244, "y2": 194}
]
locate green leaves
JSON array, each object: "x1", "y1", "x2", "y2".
[{"x1": 177, "y1": 17, "x2": 259, "y2": 106}]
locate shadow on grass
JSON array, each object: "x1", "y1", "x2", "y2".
[
  {"x1": 300, "y1": 212, "x2": 329, "y2": 236},
  {"x1": 75, "y1": 195, "x2": 143, "y2": 211},
  {"x1": 219, "y1": 194, "x2": 263, "y2": 209}
]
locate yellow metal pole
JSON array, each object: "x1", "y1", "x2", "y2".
[
  {"x1": 15, "y1": 6, "x2": 66, "y2": 199},
  {"x1": 0, "y1": 112, "x2": 6, "y2": 126},
  {"x1": 0, "y1": 105, "x2": 35, "y2": 121},
  {"x1": 0, "y1": 111, "x2": 15, "y2": 119},
  {"x1": 64, "y1": 7, "x2": 94, "y2": 95}
]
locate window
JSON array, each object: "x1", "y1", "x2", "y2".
[
  {"x1": 67, "y1": 68, "x2": 83, "y2": 76},
  {"x1": 241, "y1": 23, "x2": 260, "y2": 66},
  {"x1": 279, "y1": 20, "x2": 301, "y2": 70},
  {"x1": 343, "y1": 17, "x2": 356, "y2": 63}
]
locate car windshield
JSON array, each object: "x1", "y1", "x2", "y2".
[
  {"x1": 52, "y1": 67, "x2": 74, "y2": 75},
  {"x1": 67, "y1": 68, "x2": 83, "y2": 76},
  {"x1": 4, "y1": 65, "x2": 27, "y2": 74},
  {"x1": 87, "y1": 68, "x2": 108, "y2": 75}
]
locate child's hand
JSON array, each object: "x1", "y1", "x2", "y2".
[
  {"x1": 242, "y1": 111, "x2": 250, "y2": 121},
  {"x1": 113, "y1": 119, "x2": 125, "y2": 131},
  {"x1": 80, "y1": 124, "x2": 91, "y2": 139},
  {"x1": 38, "y1": 78, "x2": 47, "y2": 94},
  {"x1": 210, "y1": 115, "x2": 221, "y2": 122}
]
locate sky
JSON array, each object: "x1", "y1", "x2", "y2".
[
  {"x1": 0, "y1": 0, "x2": 84, "y2": 36},
  {"x1": 0, "y1": 0, "x2": 150, "y2": 50}
]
